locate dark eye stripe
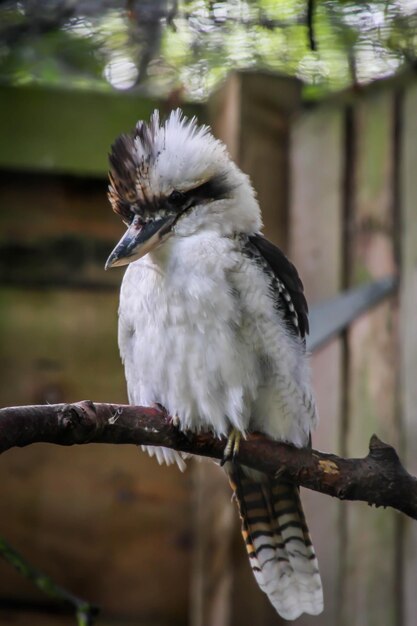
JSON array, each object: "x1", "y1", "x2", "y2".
[
  {"x1": 111, "y1": 172, "x2": 232, "y2": 223},
  {"x1": 188, "y1": 173, "x2": 231, "y2": 203},
  {"x1": 166, "y1": 174, "x2": 232, "y2": 213}
]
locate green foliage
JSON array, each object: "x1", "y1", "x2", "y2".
[{"x1": 0, "y1": 1, "x2": 416, "y2": 99}]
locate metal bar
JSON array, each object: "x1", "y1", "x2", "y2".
[{"x1": 307, "y1": 276, "x2": 398, "y2": 353}]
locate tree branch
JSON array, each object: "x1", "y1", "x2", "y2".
[{"x1": 1, "y1": 401, "x2": 416, "y2": 520}]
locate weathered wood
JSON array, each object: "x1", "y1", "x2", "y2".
[
  {"x1": 189, "y1": 460, "x2": 233, "y2": 626},
  {"x1": 289, "y1": 102, "x2": 344, "y2": 626},
  {"x1": 209, "y1": 72, "x2": 303, "y2": 626},
  {"x1": 400, "y1": 82, "x2": 417, "y2": 626},
  {"x1": 0, "y1": 611, "x2": 78, "y2": 626},
  {"x1": 0, "y1": 290, "x2": 191, "y2": 622},
  {"x1": 189, "y1": 79, "x2": 241, "y2": 626},
  {"x1": 233, "y1": 71, "x2": 302, "y2": 626},
  {"x1": 239, "y1": 72, "x2": 302, "y2": 249},
  {"x1": 2, "y1": 70, "x2": 417, "y2": 626},
  {"x1": 0, "y1": 84, "x2": 202, "y2": 176},
  {"x1": 0, "y1": 172, "x2": 121, "y2": 288},
  {"x1": 342, "y1": 90, "x2": 399, "y2": 626},
  {"x1": 210, "y1": 71, "x2": 302, "y2": 248}
]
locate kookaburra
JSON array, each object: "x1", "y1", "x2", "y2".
[{"x1": 105, "y1": 110, "x2": 323, "y2": 620}]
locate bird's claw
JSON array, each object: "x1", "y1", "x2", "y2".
[
  {"x1": 152, "y1": 402, "x2": 168, "y2": 415},
  {"x1": 171, "y1": 414, "x2": 180, "y2": 427},
  {"x1": 221, "y1": 429, "x2": 242, "y2": 466},
  {"x1": 152, "y1": 403, "x2": 180, "y2": 427}
]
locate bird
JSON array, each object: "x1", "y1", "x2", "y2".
[{"x1": 105, "y1": 109, "x2": 323, "y2": 620}]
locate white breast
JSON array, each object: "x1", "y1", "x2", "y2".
[
  {"x1": 118, "y1": 232, "x2": 317, "y2": 461},
  {"x1": 119, "y1": 234, "x2": 260, "y2": 438}
]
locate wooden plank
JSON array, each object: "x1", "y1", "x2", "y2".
[
  {"x1": 0, "y1": 607, "x2": 169, "y2": 626},
  {"x1": 210, "y1": 71, "x2": 302, "y2": 248},
  {"x1": 187, "y1": 77, "x2": 241, "y2": 626},
  {"x1": 209, "y1": 72, "x2": 240, "y2": 163},
  {"x1": 210, "y1": 73, "x2": 302, "y2": 626},
  {"x1": 0, "y1": 611, "x2": 76, "y2": 626},
  {"x1": 0, "y1": 171, "x2": 192, "y2": 623},
  {"x1": 0, "y1": 144, "x2": 196, "y2": 625},
  {"x1": 189, "y1": 72, "x2": 303, "y2": 626},
  {"x1": 190, "y1": 460, "x2": 234, "y2": 626},
  {"x1": 0, "y1": 84, "x2": 202, "y2": 177},
  {"x1": 239, "y1": 72, "x2": 302, "y2": 249},
  {"x1": 0, "y1": 288, "x2": 192, "y2": 624},
  {"x1": 289, "y1": 102, "x2": 344, "y2": 626},
  {"x1": 400, "y1": 82, "x2": 417, "y2": 626},
  {"x1": 342, "y1": 90, "x2": 399, "y2": 626},
  {"x1": 0, "y1": 172, "x2": 120, "y2": 289}
]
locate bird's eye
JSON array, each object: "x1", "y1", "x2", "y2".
[{"x1": 169, "y1": 190, "x2": 185, "y2": 206}]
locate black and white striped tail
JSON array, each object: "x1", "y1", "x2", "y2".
[{"x1": 227, "y1": 465, "x2": 323, "y2": 621}]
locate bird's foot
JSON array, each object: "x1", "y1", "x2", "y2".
[
  {"x1": 152, "y1": 402, "x2": 168, "y2": 416},
  {"x1": 152, "y1": 403, "x2": 180, "y2": 427},
  {"x1": 221, "y1": 428, "x2": 242, "y2": 466}
]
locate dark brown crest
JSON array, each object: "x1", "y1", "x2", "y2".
[
  {"x1": 108, "y1": 133, "x2": 138, "y2": 219},
  {"x1": 108, "y1": 111, "x2": 162, "y2": 220}
]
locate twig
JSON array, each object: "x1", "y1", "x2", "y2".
[
  {"x1": 1, "y1": 401, "x2": 416, "y2": 520},
  {"x1": 0, "y1": 536, "x2": 98, "y2": 626},
  {"x1": 307, "y1": 0, "x2": 317, "y2": 51}
]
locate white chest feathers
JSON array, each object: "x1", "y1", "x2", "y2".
[{"x1": 118, "y1": 233, "x2": 316, "y2": 447}]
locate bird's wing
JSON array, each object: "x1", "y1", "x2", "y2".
[{"x1": 245, "y1": 233, "x2": 309, "y2": 341}]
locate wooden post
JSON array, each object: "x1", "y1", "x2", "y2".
[
  {"x1": 289, "y1": 101, "x2": 345, "y2": 625},
  {"x1": 341, "y1": 89, "x2": 399, "y2": 626},
  {"x1": 400, "y1": 82, "x2": 417, "y2": 626},
  {"x1": 0, "y1": 175, "x2": 193, "y2": 624},
  {"x1": 188, "y1": 72, "x2": 303, "y2": 626},
  {"x1": 190, "y1": 461, "x2": 234, "y2": 626},
  {"x1": 209, "y1": 70, "x2": 302, "y2": 248}
]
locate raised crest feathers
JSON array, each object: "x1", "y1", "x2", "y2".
[{"x1": 108, "y1": 109, "x2": 218, "y2": 219}]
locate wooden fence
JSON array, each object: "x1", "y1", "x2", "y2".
[
  {"x1": 207, "y1": 70, "x2": 416, "y2": 626},
  {"x1": 0, "y1": 71, "x2": 416, "y2": 625}
]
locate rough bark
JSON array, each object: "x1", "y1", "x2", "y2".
[{"x1": 1, "y1": 401, "x2": 416, "y2": 520}]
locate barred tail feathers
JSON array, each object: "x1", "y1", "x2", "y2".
[{"x1": 228, "y1": 466, "x2": 323, "y2": 621}]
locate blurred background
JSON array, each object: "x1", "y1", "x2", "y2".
[{"x1": 0, "y1": 1, "x2": 416, "y2": 625}]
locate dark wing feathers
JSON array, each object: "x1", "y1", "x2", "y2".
[{"x1": 247, "y1": 233, "x2": 309, "y2": 340}]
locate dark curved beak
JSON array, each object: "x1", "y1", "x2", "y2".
[{"x1": 105, "y1": 214, "x2": 176, "y2": 270}]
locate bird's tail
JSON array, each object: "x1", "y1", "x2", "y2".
[{"x1": 227, "y1": 464, "x2": 323, "y2": 621}]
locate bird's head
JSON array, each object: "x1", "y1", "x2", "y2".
[{"x1": 105, "y1": 109, "x2": 261, "y2": 269}]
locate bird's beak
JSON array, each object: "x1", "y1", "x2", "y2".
[{"x1": 105, "y1": 214, "x2": 176, "y2": 269}]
